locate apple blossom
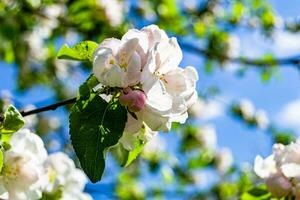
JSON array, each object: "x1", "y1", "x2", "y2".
[
  {"x1": 43, "y1": 152, "x2": 92, "y2": 200},
  {"x1": 93, "y1": 25, "x2": 198, "y2": 133},
  {"x1": 255, "y1": 110, "x2": 269, "y2": 130},
  {"x1": 0, "y1": 129, "x2": 47, "y2": 200},
  {"x1": 254, "y1": 140, "x2": 300, "y2": 198},
  {"x1": 239, "y1": 99, "x2": 255, "y2": 121},
  {"x1": 119, "y1": 114, "x2": 157, "y2": 150},
  {"x1": 195, "y1": 125, "x2": 217, "y2": 150},
  {"x1": 97, "y1": 0, "x2": 125, "y2": 27},
  {"x1": 138, "y1": 28, "x2": 198, "y2": 131},
  {"x1": 93, "y1": 37, "x2": 144, "y2": 88},
  {"x1": 215, "y1": 148, "x2": 233, "y2": 174}
]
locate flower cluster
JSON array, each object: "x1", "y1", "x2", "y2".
[
  {"x1": 0, "y1": 129, "x2": 91, "y2": 200},
  {"x1": 231, "y1": 99, "x2": 269, "y2": 130},
  {"x1": 93, "y1": 25, "x2": 199, "y2": 150},
  {"x1": 254, "y1": 140, "x2": 300, "y2": 198}
]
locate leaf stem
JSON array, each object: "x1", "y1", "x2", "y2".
[{"x1": 20, "y1": 97, "x2": 77, "y2": 117}]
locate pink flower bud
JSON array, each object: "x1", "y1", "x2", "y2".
[{"x1": 119, "y1": 88, "x2": 147, "y2": 112}]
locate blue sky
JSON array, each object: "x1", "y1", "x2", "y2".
[{"x1": 1, "y1": 1, "x2": 300, "y2": 198}]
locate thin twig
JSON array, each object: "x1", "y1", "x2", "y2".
[
  {"x1": 180, "y1": 42, "x2": 300, "y2": 67},
  {"x1": 20, "y1": 97, "x2": 77, "y2": 117}
]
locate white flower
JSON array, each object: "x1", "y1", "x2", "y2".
[
  {"x1": 188, "y1": 98, "x2": 224, "y2": 120},
  {"x1": 254, "y1": 140, "x2": 300, "y2": 198},
  {"x1": 215, "y1": 148, "x2": 233, "y2": 174},
  {"x1": 138, "y1": 26, "x2": 198, "y2": 131},
  {"x1": 93, "y1": 25, "x2": 198, "y2": 133},
  {"x1": 0, "y1": 129, "x2": 47, "y2": 200},
  {"x1": 227, "y1": 34, "x2": 240, "y2": 59},
  {"x1": 97, "y1": 0, "x2": 125, "y2": 27},
  {"x1": 43, "y1": 152, "x2": 92, "y2": 200},
  {"x1": 255, "y1": 110, "x2": 269, "y2": 130},
  {"x1": 239, "y1": 99, "x2": 255, "y2": 121},
  {"x1": 195, "y1": 125, "x2": 217, "y2": 150},
  {"x1": 119, "y1": 114, "x2": 157, "y2": 150},
  {"x1": 93, "y1": 36, "x2": 145, "y2": 88}
]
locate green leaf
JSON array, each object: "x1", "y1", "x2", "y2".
[
  {"x1": 0, "y1": 105, "x2": 25, "y2": 134},
  {"x1": 0, "y1": 149, "x2": 3, "y2": 174},
  {"x1": 248, "y1": 187, "x2": 269, "y2": 197},
  {"x1": 124, "y1": 139, "x2": 145, "y2": 167},
  {"x1": 57, "y1": 41, "x2": 98, "y2": 62},
  {"x1": 111, "y1": 139, "x2": 145, "y2": 167},
  {"x1": 241, "y1": 185, "x2": 272, "y2": 200},
  {"x1": 70, "y1": 78, "x2": 127, "y2": 183}
]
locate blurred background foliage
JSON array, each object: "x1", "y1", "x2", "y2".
[{"x1": 0, "y1": 0, "x2": 299, "y2": 199}]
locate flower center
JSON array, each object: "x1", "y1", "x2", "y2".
[
  {"x1": 2, "y1": 163, "x2": 20, "y2": 184},
  {"x1": 119, "y1": 51, "x2": 128, "y2": 69}
]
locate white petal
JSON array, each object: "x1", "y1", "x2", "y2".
[
  {"x1": 98, "y1": 38, "x2": 121, "y2": 56},
  {"x1": 126, "y1": 52, "x2": 142, "y2": 86},
  {"x1": 124, "y1": 114, "x2": 143, "y2": 133},
  {"x1": 10, "y1": 129, "x2": 47, "y2": 162},
  {"x1": 254, "y1": 155, "x2": 277, "y2": 179},
  {"x1": 143, "y1": 76, "x2": 172, "y2": 113},
  {"x1": 141, "y1": 25, "x2": 169, "y2": 49},
  {"x1": 122, "y1": 29, "x2": 149, "y2": 64},
  {"x1": 137, "y1": 107, "x2": 171, "y2": 132},
  {"x1": 92, "y1": 47, "x2": 114, "y2": 81},
  {"x1": 102, "y1": 64, "x2": 126, "y2": 87},
  {"x1": 281, "y1": 163, "x2": 300, "y2": 178},
  {"x1": 119, "y1": 131, "x2": 139, "y2": 151},
  {"x1": 118, "y1": 38, "x2": 139, "y2": 64},
  {"x1": 155, "y1": 38, "x2": 183, "y2": 74}
]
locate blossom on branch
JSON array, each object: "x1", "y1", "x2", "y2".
[
  {"x1": 0, "y1": 129, "x2": 47, "y2": 200},
  {"x1": 93, "y1": 25, "x2": 198, "y2": 141},
  {"x1": 254, "y1": 140, "x2": 300, "y2": 198}
]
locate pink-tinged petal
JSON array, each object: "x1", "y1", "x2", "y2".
[
  {"x1": 184, "y1": 66, "x2": 199, "y2": 81},
  {"x1": 98, "y1": 38, "x2": 121, "y2": 56},
  {"x1": 140, "y1": 51, "x2": 157, "y2": 84},
  {"x1": 126, "y1": 52, "x2": 142, "y2": 86},
  {"x1": 265, "y1": 174, "x2": 292, "y2": 198},
  {"x1": 118, "y1": 38, "x2": 139, "y2": 65},
  {"x1": 93, "y1": 47, "x2": 114, "y2": 81},
  {"x1": 122, "y1": 29, "x2": 149, "y2": 65},
  {"x1": 164, "y1": 68, "x2": 187, "y2": 94},
  {"x1": 142, "y1": 25, "x2": 168, "y2": 49},
  {"x1": 154, "y1": 38, "x2": 183, "y2": 74}
]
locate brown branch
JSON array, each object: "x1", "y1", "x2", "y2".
[
  {"x1": 20, "y1": 97, "x2": 77, "y2": 117},
  {"x1": 180, "y1": 42, "x2": 300, "y2": 67}
]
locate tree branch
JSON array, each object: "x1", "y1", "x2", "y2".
[
  {"x1": 180, "y1": 42, "x2": 300, "y2": 67},
  {"x1": 20, "y1": 97, "x2": 77, "y2": 117}
]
